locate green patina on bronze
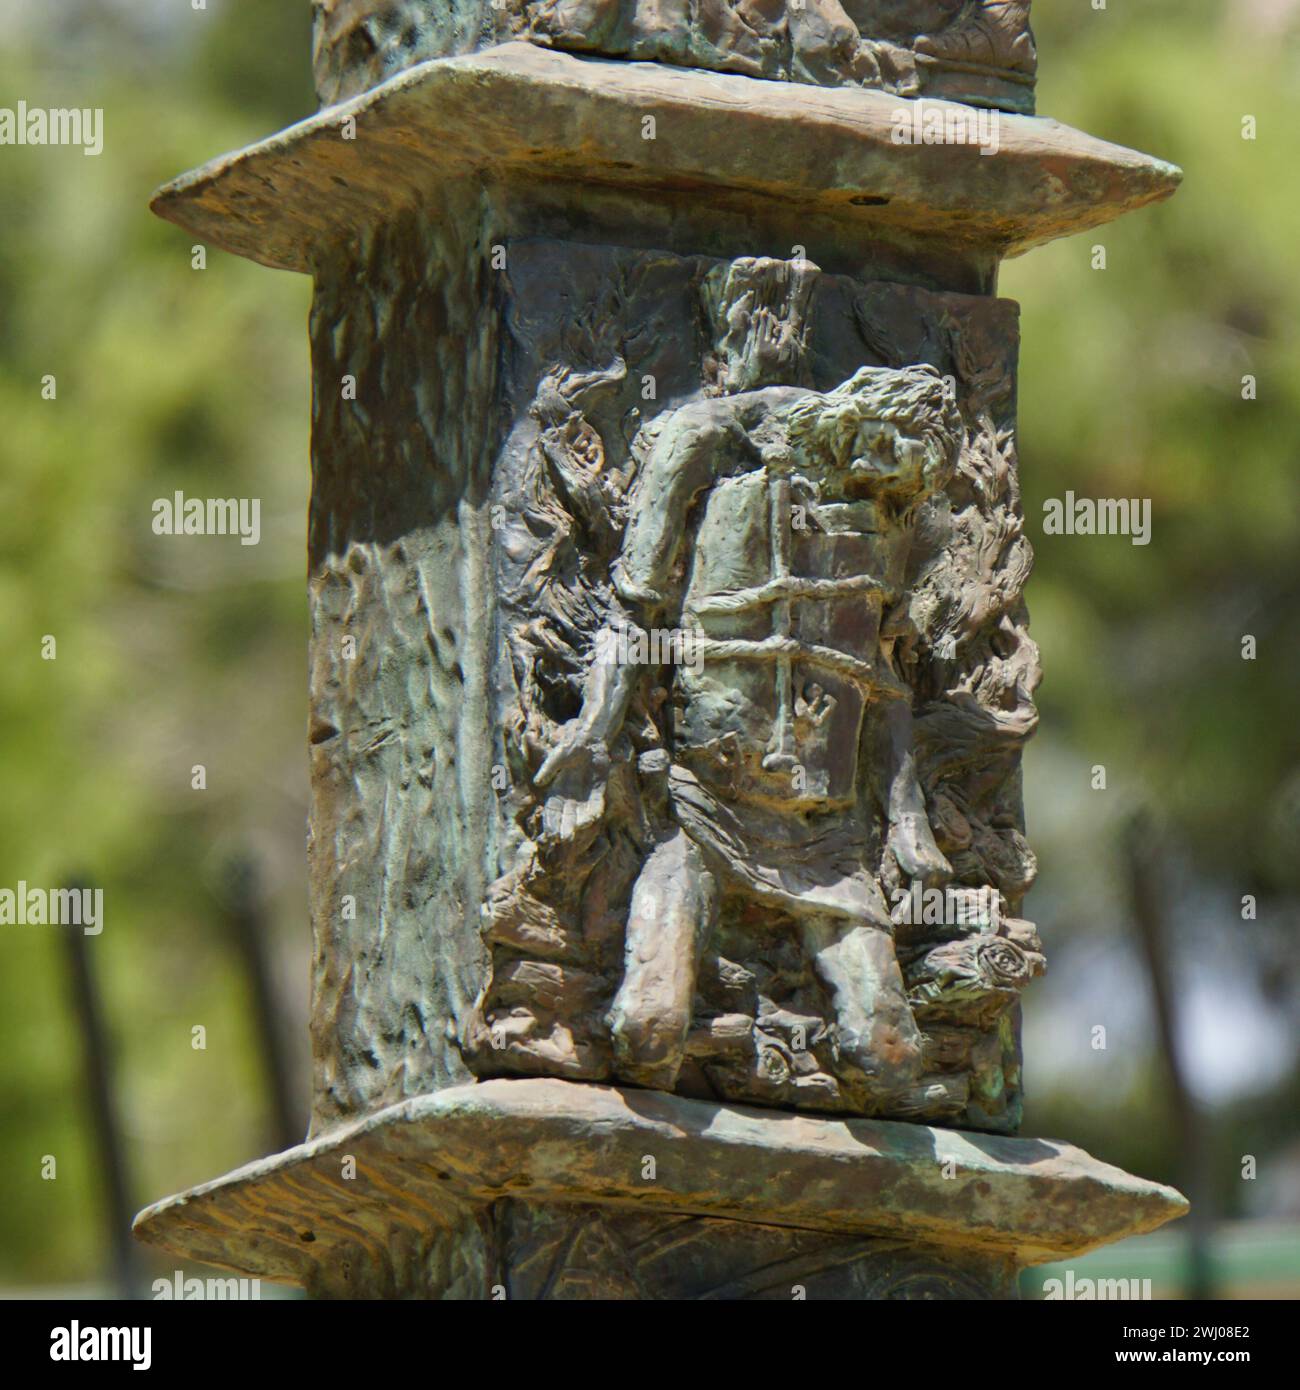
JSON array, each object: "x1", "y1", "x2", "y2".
[{"x1": 136, "y1": 1, "x2": 1185, "y2": 1299}]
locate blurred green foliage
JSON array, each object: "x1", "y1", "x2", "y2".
[
  {"x1": 0, "y1": 0, "x2": 314, "y2": 1286},
  {"x1": 0, "y1": 0, "x2": 1296, "y2": 1288},
  {"x1": 1009, "y1": 0, "x2": 1300, "y2": 885},
  {"x1": 1005, "y1": 2, "x2": 1300, "y2": 1208}
]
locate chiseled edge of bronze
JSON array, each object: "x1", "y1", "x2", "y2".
[
  {"x1": 133, "y1": 1077, "x2": 1187, "y2": 1286},
  {"x1": 150, "y1": 42, "x2": 1181, "y2": 277}
]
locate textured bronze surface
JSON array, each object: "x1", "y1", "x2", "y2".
[
  {"x1": 311, "y1": 0, "x2": 1040, "y2": 113},
  {"x1": 136, "y1": 3, "x2": 1186, "y2": 1297},
  {"x1": 151, "y1": 44, "x2": 1180, "y2": 277},
  {"x1": 134, "y1": 1077, "x2": 1187, "y2": 1296}
]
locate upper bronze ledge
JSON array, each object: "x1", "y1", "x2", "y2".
[
  {"x1": 133, "y1": 1077, "x2": 1188, "y2": 1285},
  {"x1": 151, "y1": 43, "x2": 1181, "y2": 276}
]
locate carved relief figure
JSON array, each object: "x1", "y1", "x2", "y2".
[
  {"x1": 534, "y1": 364, "x2": 962, "y2": 1098},
  {"x1": 466, "y1": 250, "x2": 1043, "y2": 1129}
]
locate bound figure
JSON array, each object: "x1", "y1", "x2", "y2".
[{"x1": 534, "y1": 364, "x2": 963, "y2": 1097}]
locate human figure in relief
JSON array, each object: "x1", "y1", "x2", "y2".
[{"x1": 535, "y1": 363, "x2": 962, "y2": 1097}]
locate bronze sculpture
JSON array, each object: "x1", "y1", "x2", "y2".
[{"x1": 133, "y1": 2, "x2": 1188, "y2": 1298}]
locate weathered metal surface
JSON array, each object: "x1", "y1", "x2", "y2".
[
  {"x1": 298, "y1": 230, "x2": 1038, "y2": 1134},
  {"x1": 135, "y1": 2, "x2": 1188, "y2": 1298},
  {"x1": 133, "y1": 1076, "x2": 1187, "y2": 1295},
  {"x1": 306, "y1": 197, "x2": 499, "y2": 1126},
  {"x1": 311, "y1": 0, "x2": 1040, "y2": 114},
  {"x1": 451, "y1": 242, "x2": 1039, "y2": 1132},
  {"x1": 151, "y1": 44, "x2": 1180, "y2": 277}
]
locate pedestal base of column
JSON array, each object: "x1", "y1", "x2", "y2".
[{"x1": 133, "y1": 1079, "x2": 1186, "y2": 1300}]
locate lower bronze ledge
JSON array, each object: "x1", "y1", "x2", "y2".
[{"x1": 133, "y1": 1078, "x2": 1187, "y2": 1299}]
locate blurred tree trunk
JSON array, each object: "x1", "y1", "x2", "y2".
[{"x1": 1127, "y1": 812, "x2": 1215, "y2": 1299}]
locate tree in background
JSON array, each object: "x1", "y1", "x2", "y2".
[{"x1": 0, "y1": 0, "x2": 1295, "y2": 1288}]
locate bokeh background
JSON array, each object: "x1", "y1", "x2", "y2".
[{"x1": 1, "y1": 0, "x2": 1297, "y2": 1298}]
